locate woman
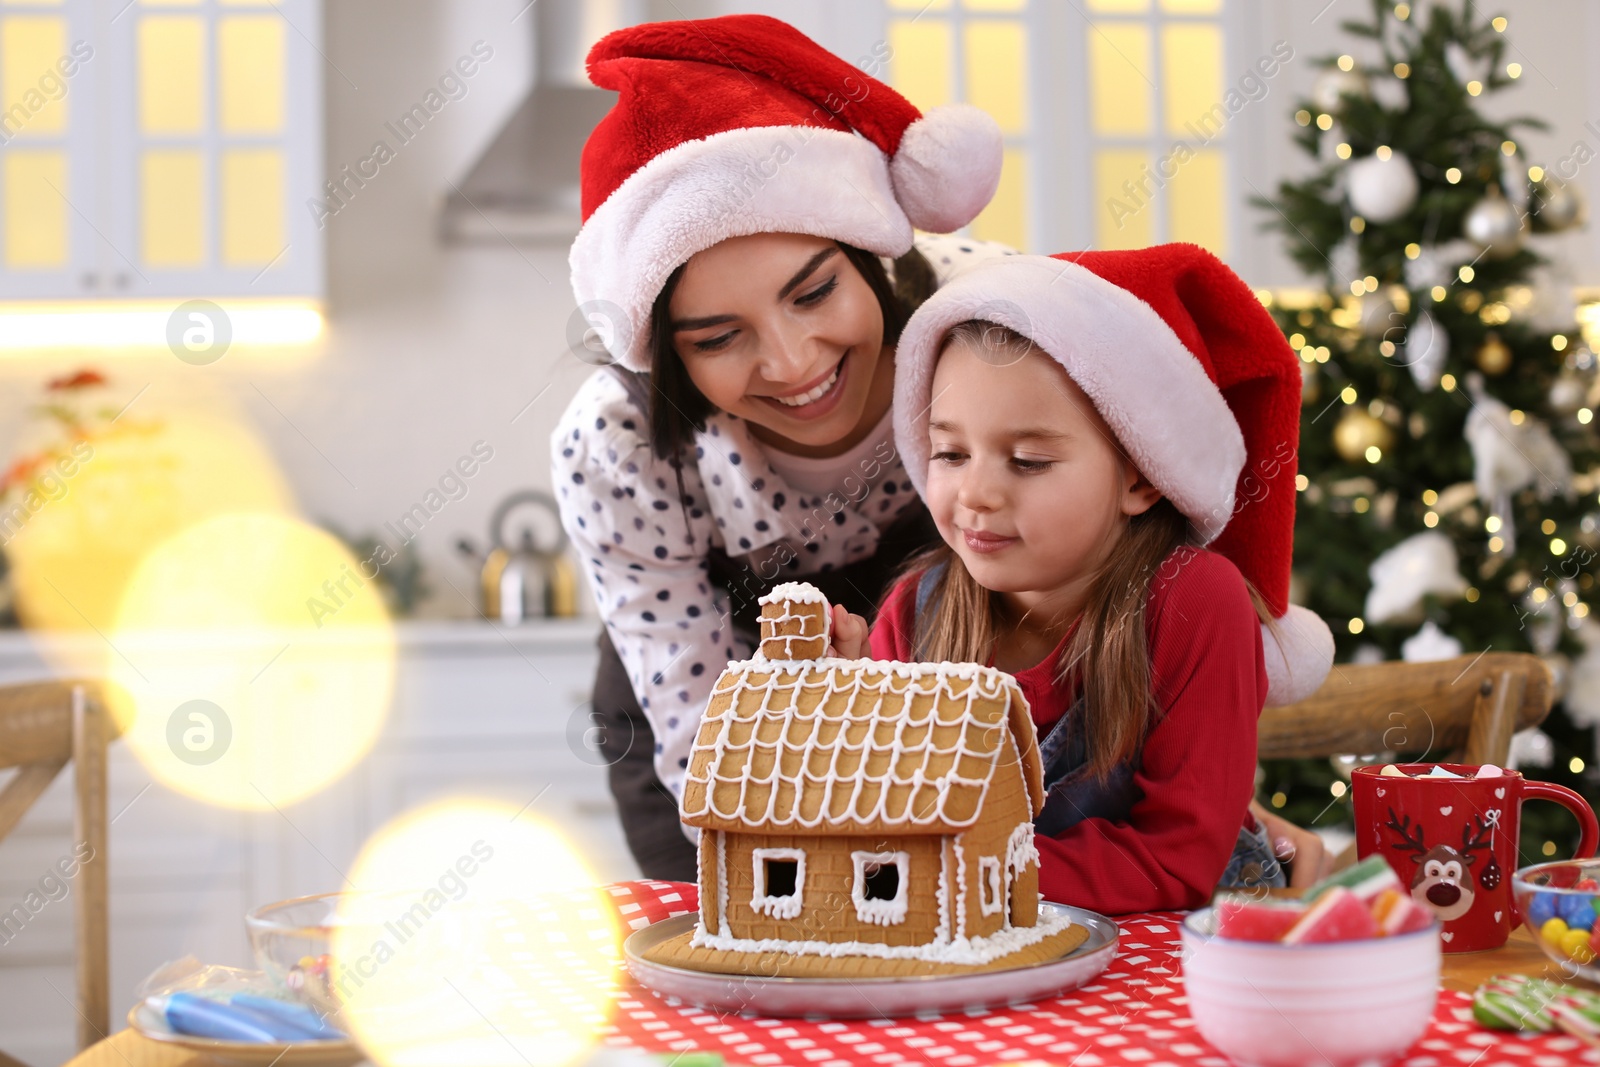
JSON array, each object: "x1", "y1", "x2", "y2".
[{"x1": 553, "y1": 13, "x2": 1329, "y2": 886}]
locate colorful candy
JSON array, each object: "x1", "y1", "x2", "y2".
[
  {"x1": 1371, "y1": 888, "x2": 1434, "y2": 935},
  {"x1": 1214, "y1": 897, "x2": 1304, "y2": 942},
  {"x1": 1304, "y1": 855, "x2": 1401, "y2": 905},
  {"x1": 1560, "y1": 893, "x2": 1597, "y2": 931},
  {"x1": 1561, "y1": 928, "x2": 1597, "y2": 964},
  {"x1": 1283, "y1": 887, "x2": 1380, "y2": 944},
  {"x1": 1542, "y1": 917, "x2": 1570, "y2": 945},
  {"x1": 1527, "y1": 892, "x2": 1559, "y2": 926},
  {"x1": 1472, "y1": 974, "x2": 1600, "y2": 1041}
]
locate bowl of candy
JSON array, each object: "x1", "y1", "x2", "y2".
[
  {"x1": 245, "y1": 893, "x2": 343, "y2": 1018},
  {"x1": 1181, "y1": 857, "x2": 1441, "y2": 1067},
  {"x1": 1512, "y1": 858, "x2": 1600, "y2": 979}
]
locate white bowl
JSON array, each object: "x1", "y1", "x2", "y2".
[{"x1": 1180, "y1": 908, "x2": 1440, "y2": 1067}]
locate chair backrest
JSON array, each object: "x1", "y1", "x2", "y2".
[
  {"x1": 1258, "y1": 651, "x2": 1553, "y2": 766},
  {"x1": 0, "y1": 681, "x2": 116, "y2": 1055}
]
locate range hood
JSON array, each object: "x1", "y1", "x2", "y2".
[{"x1": 439, "y1": 0, "x2": 632, "y2": 245}]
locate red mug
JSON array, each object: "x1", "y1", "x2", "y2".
[{"x1": 1351, "y1": 763, "x2": 1599, "y2": 952}]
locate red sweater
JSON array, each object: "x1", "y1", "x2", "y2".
[{"x1": 869, "y1": 547, "x2": 1267, "y2": 914}]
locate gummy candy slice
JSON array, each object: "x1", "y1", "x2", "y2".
[
  {"x1": 1305, "y1": 854, "x2": 1401, "y2": 905},
  {"x1": 1214, "y1": 895, "x2": 1304, "y2": 942},
  {"x1": 1283, "y1": 886, "x2": 1379, "y2": 944}
]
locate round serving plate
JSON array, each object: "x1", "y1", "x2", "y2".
[
  {"x1": 128, "y1": 1003, "x2": 366, "y2": 1066},
  {"x1": 622, "y1": 902, "x2": 1119, "y2": 1018}
]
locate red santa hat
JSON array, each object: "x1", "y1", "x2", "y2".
[
  {"x1": 570, "y1": 14, "x2": 1003, "y2": 372},
  {"x1": 892, "y1": 244, "x2": 1335, "y2": 706}
]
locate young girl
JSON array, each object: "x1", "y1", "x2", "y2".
[{"x1": 829, "y1": 245, "x2": 1336, "y2": 913}]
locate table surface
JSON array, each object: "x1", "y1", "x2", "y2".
[{"x1": 57, "y1": 899, "x2": 1578, "y2": 1067}]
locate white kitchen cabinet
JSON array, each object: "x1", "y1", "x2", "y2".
[
  {"x1": 0, "y1": 0, "x2": 324, "y2": 300},
  {"x1": 0, "y1": 617, "x2": 629, "y2": 1067}
]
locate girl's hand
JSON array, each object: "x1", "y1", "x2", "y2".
[
  {"x1": 1249, "y1": 799, "x2": 1333, "y2": 889},
  {"x1": 827, "y1": 604, "x2": 871, "y2": 660}
]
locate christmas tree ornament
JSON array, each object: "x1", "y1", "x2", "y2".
[
  {"x1": 1365, "y1": 531, "x2": 1469, "y2": 625},
  {"x1": 1464, "y1": 374, "x2": 1575, "y2": 546},
  {"x1": 1330, "y1": 238, "x2": 1361, "y2": 289},
  {"x1": 1480, "y1": 849, "x2": 1503, "y2": 893},
  {"x1": 1312, "y1": 67, "x2": 1370, "y2": 114},
  {"x1": 1359, "y1": 287, "x2": 1403, "y2": 336},
  {"x1": 1532, "y1": 178, "x2": 1585, "y2": 232},
  {"x1": 1562, "y1": 620, "x2": 1600, "y2": 728},
  {"x1": 1370, "y1": 75, "x2": 1409, "y2": 111},
  {"x1": 1508, "y1": 728, "x2": 1555, "y2": 770},
  {"x1": 1475, "y1": 332, "x2": 1512, "y2": 375},
  {"x1": 1334, "y1": 407, "x2": 1395, "y2": 462},
  {"x1": 1464, "y1": 189, "x2": 1526, "y2": 258},
  {"x1": 1549, "y1": 369, "x2": 1587, "y2": 414},
  {"x1": 1500, "y1": 152, "x2": 1531, "y2": 211},
  {"x1": 1404, "y1": 310, "x2": 1450, "y2": 389},
  {"x1": 1348, "y1": 152, "x2": 1420, "y2": 223},
  {"x1": 1402, "y1": 619, "x2": 1464, "y2": 662}
]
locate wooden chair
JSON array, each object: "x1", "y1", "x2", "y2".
[
  {"x1": 0, "y1": 681, "x2": 118, "y2": 1063},
  {"x1": 1260, "y1": 652, "x2": 1554, "y2": 871},
  {"x1": 1260, "y1": 651, "x2": 1553, "y2": 767}
]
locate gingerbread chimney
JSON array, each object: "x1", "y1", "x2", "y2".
[{"x1": 755, "y1": 582, "x2": 831, "y2": 660}]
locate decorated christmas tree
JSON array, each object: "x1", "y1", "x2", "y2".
[{"x1": 1259, "y1": 0, "x2": 1598, "y2": 856}]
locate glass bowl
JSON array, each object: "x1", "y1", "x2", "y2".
[
  {"x1": 1512, "y1": 859, "x2": 1600, "y2": 980},
  {"x1": 245, "y1": 892, "x2": 346, "y2": 1018}
]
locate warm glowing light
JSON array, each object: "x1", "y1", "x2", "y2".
[
  {"x1": 1337, "y1": 55, "x2": 1355, "y2": 72},
  {"x1": 1553, "y1": 334, "x2": 1569, "y2": 351},
  {"x1": 1572, "y1": 757, "x2": 1586, "y2": 774},
  {"x1": 1376, "y1": 145, "x2": 1393, "y2": 161},
  {"x1": 1543, "y1": 519, "x2": 1558, "y2": 535},
  {"x1": 1336, "y1": 143, "x2": 1353, "y2": 160},
  {"x1": 1349, "y1": 617, "x2": 1365, "y2": 634},
  {"x1": 1581, "y1": 408, "x2": 1593, "y2": 425},
  {"x1": 7, "y1": 413, "x2": 293, "y2": 638},
  {"x1": 1365, "y1": 445, "x2": 1382, "y2": 463},
  {"x1": 1330, "y1": 781, "x2": 1348, "y2": 798},
  {"x1": 1271, "y1": 791, "x2": 1287, "y2": 807},
  {"x1": 1289, "y1": 332, "x2": 1306, "y2": 348},
  {"x1": 1507, "y1": 63, "x2": 1522, "y2": 79},
  {"x1": 1432, "y1": 286, "x2": 1448, "y2": 302},
  {"x1": 333, "y1": 799, "x2": 620, "y2": 1067},
  {"x1": 1502, "y1": 141, "x2": 1517, "y2": 157},
  {"x1": 1466, "y1": 80, "x2": 1483, "y2": 96},
  {"x1": 1459, "y1": 266, "x2": 1476, "y2": 284},
  {"x1": 1296, "y1": 109, "x2": 1312, "y2": 126},
  {"x1": 1528, "y1": 165, "x2": 1543, "y2": 182},
  {"x1": 1492, "y1": 16, "x2": 1507, "y2": 31},
  {"x1": 1422, "y1": 489, "x2": 1438, "y2": 505},
  {"x1": 0, "y1": 300, "x2": 323, "y2": 352},
  {"x1": 1485, "y1": 515, "x2": 1502, "y2": 533},
  {"x1": 1424, "y1": 511, "x2": 1439, "y2": 527},
  {"x1": 1317, "y1": 113, "x2": 1334, "y2": 131},
  {"x1": 1296, "y1": 474, "x2": 1310, "y2": 491},
  {"x1": 1465, "y1": 587, "x2": 1480, "y2": 603},
  {"x1": 1441, "y1": 373, "x2": 1456, "y2": 391},
  {"x1": 1489, "y1": 536, "x2": 1505, "y2": 553},
  {"x1": 1405, "y1": 243, "x2": 1421, "y2": 259},
  {"x1": 1393, "y1": 61, "x2": 1410, "y2": 78},
  {"x1": 1552, "y1": 538, "x2": 1569, "y2": 556},
  {"x1": 105, "y1": 513, "x2": 394, "y2": 809},
  {"x1": 1341, "y1": 386, "x2": 1358, "y2": 404},
  {"x1": 1446, "y1": 167, "x2": 1462, "y2": 184}
]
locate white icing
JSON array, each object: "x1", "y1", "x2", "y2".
[
  {"x1": 850, "y1": 850, "x2": 911, "y2": 926},
  {"x1": 978, "y1": 857, "x2": 1003, "y2": 917},
  {"x1": 687, "y1": 906, "x2": 1075, "y2": 965},
  {"x1": 755, "y1": 582, "x2": 832, "y2": 661},
  {"x1": 1006, "y1": 822, "x2": 1039, "y2": 873},
  {"x1": 757, "y1": 582, "x2": 829, "y2": 606},
  {"x1": 716, "y1": 830, "x2": 730, "y2": 938},
  {"x1": 953, "y1": 839, "x2": 968, "y2": 940},
  {"x1": 936, "y1": 845, "x2": 950, "y2": 941},
  {"x1": 686, "y1": 658, "x2": 1029, "y2": 831},
  {"x1": 749, "y1": 846, "x2": 806, "y2": 920}
]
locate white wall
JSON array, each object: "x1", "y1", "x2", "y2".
[{"x1": 2, "y1": 0, "x2": 1598, "y2": 624}]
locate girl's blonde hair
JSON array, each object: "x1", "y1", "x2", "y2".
[{"x1": 906, "y1": 321, "x2": 1275, "y2": 780}]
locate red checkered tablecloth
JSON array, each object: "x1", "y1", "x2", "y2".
[{"x1": 597, "y1": 880, "x2": 1600, "y2": 1067}]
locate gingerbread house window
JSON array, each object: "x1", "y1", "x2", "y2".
[
  {"x1": 852, "y1": 850, "x2": 910, "y2": 926},
  {"x1": 751, "y1": 847, "x2": 805, "y2": 919},
  {"x1": 979, "y1": 857, "x2": 1004, "y2": 917}
]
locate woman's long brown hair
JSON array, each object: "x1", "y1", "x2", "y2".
[{"x1": 907, "y1": 323, "x2": 1274, "y2": 780}]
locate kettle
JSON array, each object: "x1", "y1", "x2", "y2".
[{"x1": 459, "y1": 490, "x2": 577, "y2": 622}]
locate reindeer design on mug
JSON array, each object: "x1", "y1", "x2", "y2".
[{"x1": 1385, "y1": 808, "x2": 1493, "y2": 922}]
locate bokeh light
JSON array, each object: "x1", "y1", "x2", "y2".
[
  {"x1": 105, "y1": 511, "x2": 393, "y2": 809},
  {"x1": 331, "y1": 799, "x2": 620, "y2": 1067},
  {"x1": 7, "y1": 411, "x2": 293, "y2": 641}
]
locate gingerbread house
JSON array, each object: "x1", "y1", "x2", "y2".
[{"x1": 652, "y1": 582, "x2": 1084, "y2": 977}]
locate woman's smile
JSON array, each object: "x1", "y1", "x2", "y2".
[
  {"x1": 961, "y1": 527, "x2": 1018, "y2": 553},
  {"x1": 758, "y1": 352, "x2": 850, "y2": 420}
]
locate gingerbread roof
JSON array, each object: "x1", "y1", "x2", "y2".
[{"x1": 681, "y1": 658, "x2": 1043, "y2": 835}]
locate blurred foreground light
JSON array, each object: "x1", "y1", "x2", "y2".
[
  {"x1": 332, "y1": 799, "x2": 620, "y2": 1067},
  {"x1": 7, "y1": 412, "x2": 292, "y2": 639},
  {"x1": 105, "y1": 512, "x2": 393, "y2": 809},
  {"x1": 0, "y1": 300, "x2": 322, "y2": 351}
]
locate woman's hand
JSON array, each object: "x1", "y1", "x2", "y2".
[
  {"x1": 828, "y1": 604, "x2": 871, "y2": 660},
  {"x1": 1249, "y1": 799, "x2": 1333, "y2": 889}
]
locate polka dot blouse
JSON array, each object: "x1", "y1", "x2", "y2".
[{"x1": 551, "y1": 233, "x2": 1017, "y2": 804}]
